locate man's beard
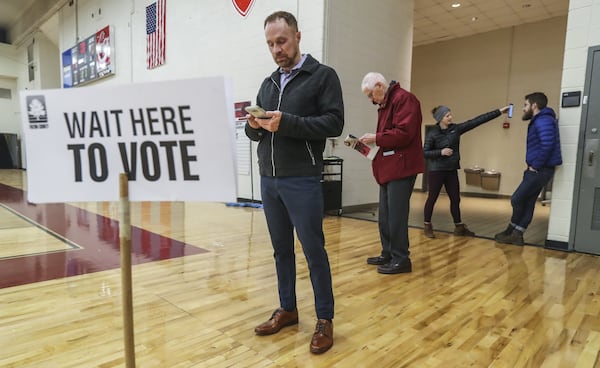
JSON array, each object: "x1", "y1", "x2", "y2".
[
  {"x1": 276, "y1": 50, "x2": 298, "y2": 70},
  {"x1": 522, "y1": 108, "x2": 533, "y2": 121},
  {"x1": 277, "y1": 57, "x2": 294, "y2": 69}
]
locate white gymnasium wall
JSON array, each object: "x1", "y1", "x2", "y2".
[
  {"x1": 0, "y1": 43, "x2": 20, "y2": 77},
  {"x1": 1, "y1": 33, "x2": 60, "y2": 165},
  {"x1": 325, "y1": 0, "x2": 415, "y2": 207},
  {"x1": 16, "y1": 32, "x2": 61, "y2": 167},
  {"x1": 34, "y1": 32, "x2": 60, "y2": 90},
  {"x1": 0, "y1": 76, "x2": 18, "y2": 136},
  {"x1": 55, "y1": 0, "x2": 322, "y2": 102},
  {"x1": 0, "y1": 44, "x2": 20, "y2": 136}
]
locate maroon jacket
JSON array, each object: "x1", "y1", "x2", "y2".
[{"x1": 371, "y1": 82, "x2": 425, "y2": 185}]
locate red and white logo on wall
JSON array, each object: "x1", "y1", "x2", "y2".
[
  {"x1": 232, "y1": 0, "x2": 255, "y2": 17},
  {"x1": 95, "y1": 26, "x2": 112, "y2": 77}
]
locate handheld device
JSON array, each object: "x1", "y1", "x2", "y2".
[
  {"x1": 245, "y1": 105, "x2": 269, "y2": 119},
  {"x1": 508, "y1": 103, "x2": 514, "y2": 118}
]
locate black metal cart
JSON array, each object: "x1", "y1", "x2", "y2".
[{"x1": 321, "y1": 157, "x2": 343, "y2": 215}]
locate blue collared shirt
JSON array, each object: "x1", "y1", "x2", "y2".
[{"x1": 279, "y1": 54, "x2": 307, "y2": 90}]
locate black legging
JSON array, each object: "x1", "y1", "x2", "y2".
[{"x1": 424, "y1": 170, "x2": 461, "y2": 223}]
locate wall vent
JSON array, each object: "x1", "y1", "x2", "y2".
[{"x1": 0, "y1": 88, "x2": 11, "y2": 99}]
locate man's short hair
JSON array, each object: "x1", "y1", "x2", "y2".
[
  {"x1": 525, "y1": 92, "x2": 548, "y2": 110},
  {"x1": 264, "y1": 11, "x2": 298, "y2": 32}
]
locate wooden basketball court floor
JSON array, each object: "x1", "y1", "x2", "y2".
[{"x1": 1, "y1": 168, "x2": 600, "y2": 367}]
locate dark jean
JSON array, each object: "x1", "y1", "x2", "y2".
[
  {"x1": 378, "y1": 175, "x2": 417, "y2": 262},
  {"x1": 510, "y1": 168, "x2": 555, "y2": 229},
  {"x1": 260, "y1": 175, "x2": 334, "y2": 320}
]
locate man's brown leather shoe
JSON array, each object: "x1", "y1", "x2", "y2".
[
  {"x1": 254, "y1": 308, "x2": 298, "y2": 335},
  {"x1": 310, "y1": 319, "x2": 333, "y2": 354}
]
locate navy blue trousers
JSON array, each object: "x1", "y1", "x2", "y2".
[
  {"x1": 510, "y1": 168, "x2": 554, "y2": 230},
  {"x1": 260, "y1": 175, "x2": 334, "y2": 320}
]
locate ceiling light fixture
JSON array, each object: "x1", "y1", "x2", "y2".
[
  {"x1": 471, "y1": 16, "x2": 478, "y2": 21},
  {"x1": 451, "y1": 3, "x2": 461, "y2": 8}
]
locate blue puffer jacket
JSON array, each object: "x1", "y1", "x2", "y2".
[{"x1": 526, "y1": 107, "x2": 562, "y2": 169}]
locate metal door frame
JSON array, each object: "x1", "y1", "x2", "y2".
[{"x1": 569, "y1": 45, "x2": 600, "y2": 252}]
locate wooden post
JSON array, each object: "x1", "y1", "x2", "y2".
[{"x1": 119, "y1": 173, "x2": 136, "y2": 367}]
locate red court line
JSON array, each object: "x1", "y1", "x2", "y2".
[{"x1": 0, "y1": 183, "x2": 207, "y2": 289}]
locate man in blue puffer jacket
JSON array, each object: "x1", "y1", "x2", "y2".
[{"x1": 495, "y1": 92, "x2": 562, "y2": 245}]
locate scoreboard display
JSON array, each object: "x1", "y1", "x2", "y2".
[{"x1": 61, "y1": 26, "x2": 114, "y2": 88}]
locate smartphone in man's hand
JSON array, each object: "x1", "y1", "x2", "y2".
[
  {"x1": 508, "y1": 103, "x2": 514, "y2": 118},
  {"x1": 245, "y1": 105, "x2": 269, "y2": 119}
]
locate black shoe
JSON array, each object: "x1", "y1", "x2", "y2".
[
  {"x1": 366, "y1": 255, "x2": 391, "y2": 265},
  {"x1": 377, "y1": 259, "x2": 412, "y2": 274}
]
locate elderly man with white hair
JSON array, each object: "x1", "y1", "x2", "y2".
[{"x1": 359, "y1": 72, "x2": 424, "y2": 274}]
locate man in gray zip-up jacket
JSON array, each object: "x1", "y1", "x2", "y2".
[{"x1": 245, "y1": 11, "x2": 344, "y2": 355}]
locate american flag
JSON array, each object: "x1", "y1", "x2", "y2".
[{"x1": 146, "y1": 0, "x2": 166, "y2": 69}]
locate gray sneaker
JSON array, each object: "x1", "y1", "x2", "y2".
[
  {"x1": 494, "y1": 224, "x2": 514, "y2": 239},
  {"x1": 495, "y1": 229, "x2": 524, "y2": 246}
]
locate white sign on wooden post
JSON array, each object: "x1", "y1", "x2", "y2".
[{"x1": 20, "y1": 77, "x2": 237, "y2": 203}]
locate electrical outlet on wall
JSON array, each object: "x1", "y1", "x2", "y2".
[
  {"x1": 91, "y1": 8, "x2": 103, "y2": 20},
  {"x1": 90, "y1": 0, "x2": 103, "y2": 21}
]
